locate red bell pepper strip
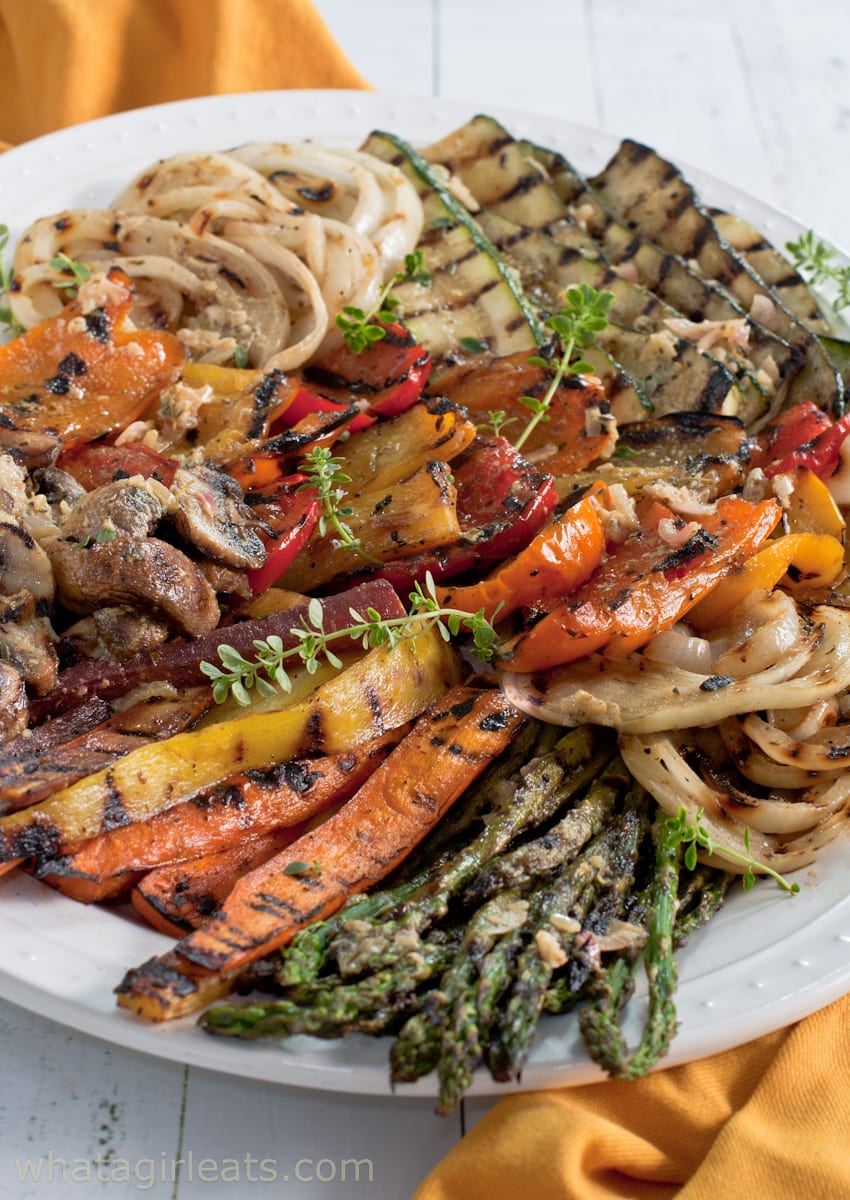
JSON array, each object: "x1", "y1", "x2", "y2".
[
  {"x1": 436, "y1": 482, "x2": 609, "y2": 621},
  {"x1": 502, "y1": 494, "x2": 781, "y2": 672},
  {"x1": 57, "y1": 441, "x2": 180, "y2": 490},
  {"x1": 244, "y1": 475, "x2": 321, "y2": 596},
  {"x1": 305, "y1": 323, "x2": 431, "y2": 419},
  {"x1": 753, "y1": 401, "x2": 850, "y2": 479},
  {"x1": 273, "y1": 385, "x2": 375, "y2": 435}
]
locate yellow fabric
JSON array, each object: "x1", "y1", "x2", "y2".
[
  {"x1": 415, "y1": 994, "x2": 850, "y2": 1199},
  {"x1": 0, "y1": 0, "x2": 368, "y2": 148},
  {"x1": 2, "y1": 5, "x2": 846, "y2": 1197}
]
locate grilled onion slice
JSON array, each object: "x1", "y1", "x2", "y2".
[{"x1": 501, "y1": 601, "x2": 850, "y2": 734}]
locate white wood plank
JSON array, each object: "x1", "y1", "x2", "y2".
[
  {"x1": 0, "y1": 998, "x2": 186, "y2": 1198},
  {"x1": 175, "y1": 1068, "x2": 460, "y2": 1199},
  {"x1": 312, "y1": 0, "x2": 436, "y2": 95}
]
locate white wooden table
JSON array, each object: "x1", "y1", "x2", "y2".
[{"x1": 1, "y1": 2, "x2": 848, "y2": 1195}]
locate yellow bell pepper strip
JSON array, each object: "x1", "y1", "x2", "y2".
[
  {"x1": 781, "y1": 468, "x2": 846, "y2": 539},
  {"x1": 0, "y1": 267, "x2": 184, "y2": 441},
  {"x1": 688, "y1": 531, "x2": 846, "y2": 631},
  {"x1": 501, "y1": 495, "x2": 781, "y2": 672},
  {"x1": 436, "y1": 483, "x2": 609, "y2": 622}
]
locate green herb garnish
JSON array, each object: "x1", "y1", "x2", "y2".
[
  {"x1": 336, "y1": 250, "x2": 430, "y2": 354},
  {"x1": 283, "y1": 861, "x2": 323, "y2": 879},
  {"x1": 299, "y1": 445, "x2": 380, "y2": 564},
  {"x1": 514, "y1": 283, "x2": 615, "y2": 452},
  {"x1": 48, "y1": 251, "x2": 92, "y2": 297},
  {"x1": 786, "y1": 230, "x2": 850, "y2": 314},
  {"x1": 665, "y1": 806, "x2": 799, "y2": 894},
  {"x1": 199, "y1": 576, "x2": 498, "y2": 706},
  {"x1": 0, "y1": 224, "x2": 22, "y2": 336},
  {"x1": 233, "y1": 345, "x2": 249, "y2": 369},
  {"x1": 476, "y1": 409, "x2": 517, "y2": 438}
]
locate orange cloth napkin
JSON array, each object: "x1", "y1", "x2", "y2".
[
  {"x1": 1, "y1": 4, "x2": 847, "y2": 1197},
  {"x1": 0, "y1": 0, "x2": 368, "y2": 148},
  {"x1": 415, "y1": 995, "x2": 850, "y2": 1198}
]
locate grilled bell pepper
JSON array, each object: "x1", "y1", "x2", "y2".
[
  {"x1": 754, "y1": 401, "x2": 850, "y2": 479},
  {"x1": 305, "y1": 322, "x2": 431, "y2": 418},
  {"x1": 436, "y1": 482, "x2": 608, "y2": 621},
  {"x1": 502, "y1": 494, "x2": 781, "y2": 671},
  {"x1": 0, "y1": 267, "x2": 184, "y2": 441},
  {"x1": 57, "y1": 441, "x2": 179, "y2": 490},
  {"x1": 244, "y1": 476, "x2": 321, "y2": 596},
  {"x1": 348, "y1": 436, "x2": 558, "y2": 593}
]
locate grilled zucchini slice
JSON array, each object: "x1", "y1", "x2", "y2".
[
  {"x1": 361, "y1": 131, "x2": 544, "y2": 372},
  {"x1": 709, "y1": 208, "x2": 830, "y2": 333}
]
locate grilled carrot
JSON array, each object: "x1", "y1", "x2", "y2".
[
  {"x1": 37, "y1": 728, "x2": 406, "y2": 898},
  {"x1": 131, "y1": 825, "x2": 308, "y2": 937},
  {"x1": 116, "y1": 686, "x2": 525, "y2": 1019}
]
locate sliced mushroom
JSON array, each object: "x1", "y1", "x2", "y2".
[
  {"x1": 46, "y1": 537, "x2": 220, "y2": 637},
  {"x1": 172, "y1": 466, "x2": 265, "y2": 569},
  {"x1": 60, "y1": 479, "x2": 166, "y2": 543},
  {"x1": 33, "y1": 466, "x2": 87, "y2": 514},
  {"x1": 0, "y1": 429, "x2": 60, "y2": 470},
  {"x1": 0, "y1": 591, "x2": 59, "y2": 695},
  {"x1": 0, "y1": 662, "x2": 28, "y2": 742},
  {"x1": 63, "y1": 606, "x2": 172, "y2": 662},
  {"x1": 0, "y1": 520, "x2": 54, "y2": 602}
]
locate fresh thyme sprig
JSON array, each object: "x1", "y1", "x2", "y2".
[
  {"x1": 476, "y1": 409, "x2": 517, "y2": 438},
  {"x1": 336, "y1": 250, "x2": 430, "y2": 353},
  {"x1": 48, "y1": 251, "x2": 92, "y2": 297},
  {"x1": 298, "y1": 445, "x2": 381, "y2": 564},
  {"x1": 0, "y1": 224, "x2": 22, "y2": 336},
  {"x1": 786, "y1": 230, "x2": 850, "y2": 314},
  {"x1": 665, "y1": 806, "x2": 799, "y2": 895},
  {"x1": 199, "y1": 576, "x2": 498, "y2": 706},
  {"x1": 514, "y1": 283, "x2": 615, "y2": 452}
]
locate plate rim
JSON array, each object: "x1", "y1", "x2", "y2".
[{"x1": 1, "y1": 87, "x2": 849, "y2": 1097}]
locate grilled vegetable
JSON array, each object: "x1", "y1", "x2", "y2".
[
  {"x1": 130, "y1": 826, "x2": 309, "y2": 936},
  {"x1": 502, "y1": 494, "x2": 781, "y2": 670},
  {"x1": 361, "y1": 131, "x2": 545, "y2": 369},
  {"x1": 116, "y1": 686, "x2": 525, "y2": 1017},
  {"x1": 36, "y1": 729, "x2": 404, "y2": 901},
  {"x1": 590, "y1": 139, "x2": 843, "y2": 415},
  {"x1": 0, "y1": 626, "x2": 461, "y2": 862}
]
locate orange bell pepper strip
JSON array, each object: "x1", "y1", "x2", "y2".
[
  {"x1": 436, "y1": 483, "x2": 609, "y2": 622},
  {"x1": 688, "y1": 531, "x2": 846, "y2": 631},
  {"x1": 502, "y1": 494, "x2": 781, "y2": 672},
  {"x1": 0, "y1": 267, "x2": 184, "y2": 441}
]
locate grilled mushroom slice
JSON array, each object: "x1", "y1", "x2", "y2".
[
  {"x1": 172, "y1": 466, "x2": 265, "y2": 569},
  {"x1": 0, "y1": 662, "x2": 28, "y2": 742},
  {"x1": 47, "y1": 537, "x2": 220, "y2": 637},
  {"x1": 0, "y1": 591, "x2": 59, "y2": 695},
  {"x1": 60, "y1": 479, "x2": 166, "y2": 543}
]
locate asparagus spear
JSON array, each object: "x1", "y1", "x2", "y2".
[
  {"x1": 201, "y1": 940, "x2": 456, "y2": 1040},
  {"x1": 491, "y1": 790, "x2": 647, "y2": 1081},
  {"x1": 674, "y1": 866, "x2": 734, "y2": 948},
  {"x1": 579, "y1": 812, "x2": 680, "y2": 1078},
  {"x1": 329, "y1": 727, "x2": 617, "y2": 978},
  {"x1": 463, "y1": 757, "x2": 631, "y2": 906}
]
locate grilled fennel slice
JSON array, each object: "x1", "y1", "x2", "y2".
[{"x1": 361, "y1": 130, "x2": 544, "y2": 373}]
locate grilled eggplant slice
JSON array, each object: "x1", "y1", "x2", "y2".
[
  {"x1": 709, "y1": 208, "x2": 830, "y2": 333},
  {"x1": 590, "y1": 140, "x2": 842, "y2": 414}
]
